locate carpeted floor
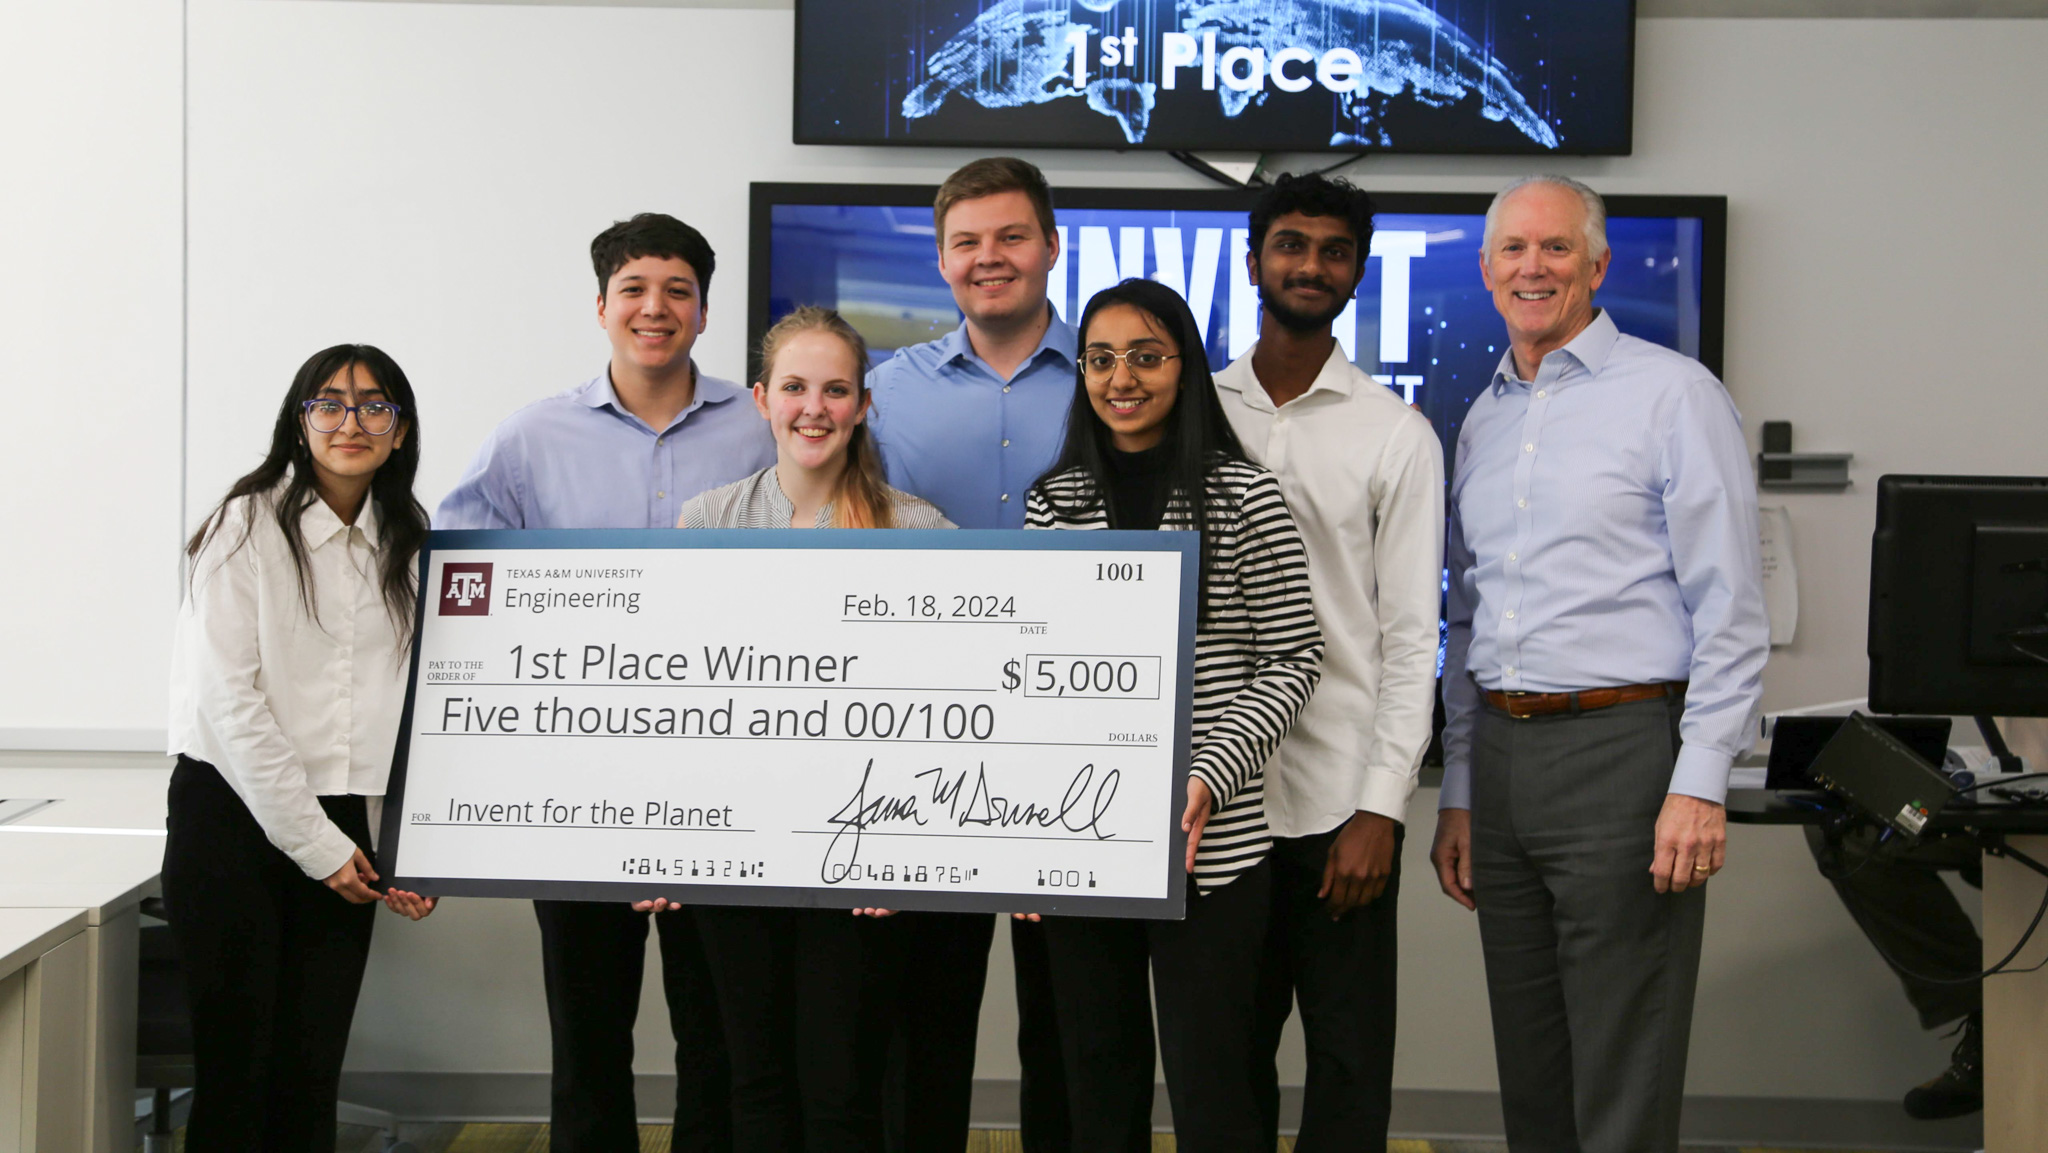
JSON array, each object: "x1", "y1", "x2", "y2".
[{"x1": 301, "y1": 1124, "x2": 1894, "y2": 1153}]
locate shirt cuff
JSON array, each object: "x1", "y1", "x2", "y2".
[
  {"x1": 292, "y1": 823, "x2": 362, "y2": 884},
  {"x1": 1356, "y1": 767, "x2": 1417, "y2": 825},
  {"x1": 1669, "y1": 745, "x2": 1735, "y2": 805},
  {"x1": 1438, "y1": 760, "x2": 1473, "y2": 810},
  {"x1": 1189, "y1": 762, "x2": 1231, "y2": 811}
]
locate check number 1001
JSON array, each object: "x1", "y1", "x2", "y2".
[{"x1": 1024, "y1": 655, "x2": 1162, "y2": 700}]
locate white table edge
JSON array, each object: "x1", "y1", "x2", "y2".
[{"x1": 0, "y1": 906, "x2": 91, "y2": 976}]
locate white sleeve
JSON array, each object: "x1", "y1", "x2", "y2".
[
  {"x1": 181, "y1": 531, "x2": 360, "y2": 880},
  {"x1": 1356, "y1": 418, "x2": 1446, "y2": 822}
]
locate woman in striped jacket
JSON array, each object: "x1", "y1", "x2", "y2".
[{"x1": 1022, "y1": 278, "x2": 1324, "y2": 1152}]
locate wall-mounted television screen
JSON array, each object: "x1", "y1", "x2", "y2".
[
  {"x1": 747, "y1": 182, "x2": 1724, "y2": 476},
  {"x1": 794, "y1": 1, "x2": 1636, "y2": 154}
]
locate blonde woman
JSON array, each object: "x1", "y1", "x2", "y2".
[
  {"x1": 640, "y1": 308, "x2": 948, "y2": 1151},
  {"x1": 678, "y1": 306, "x2": 949, "y2": 531}
]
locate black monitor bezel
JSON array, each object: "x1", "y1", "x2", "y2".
[
  {"x1": 746, "y1": 181, "x2": 1725, "y2": 381},
  {"x1": 790, "y1": 1, "x2": 1638, "y2": 156},
  {"x1": 1870, "y1": 474, "x2": 2048, "y2": 718}
]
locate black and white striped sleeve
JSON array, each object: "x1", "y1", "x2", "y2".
[
  {"x1": 1186, "y1": 471, "x2": 1324, "y2": 809},
  {"x1": 1023, "y1": 485, "x2": 1055, "y2": 529}
]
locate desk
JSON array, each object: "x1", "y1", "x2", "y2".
[
  {"x1": 0, "y1": 907, "x2": 92, "y2": 1153},
  {"x1": 1728, "y1": 788, "x2": 2048, "y2": 1150},
  {"x1": 0, "y1": 766, "x2": 169, "y2": 1153},
  {"x1": 1984, "y1": 837, "x2": 2048, "y2": 1151},
  {"x1": 1726, "y1": 787, "x2": 2048, "y2": 833}
]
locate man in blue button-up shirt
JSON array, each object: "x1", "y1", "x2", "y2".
[
  {"x1": 438, "y1": 214, "x2": 773, "y2": 1153},
  {"x1": 866, "y1": 171, "x2": 1076, "y2": 531},
  {"x1": 1429, "y1": 177, "x2": 1768, "y2": 1153},
  {"x1": 864, "y1": 158, "x2": 1076, "y2": 1153}
]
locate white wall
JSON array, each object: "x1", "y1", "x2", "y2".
[
  {"x1": 0, "y1": 0, "x2": 183, "y2": 745},
  {"x1": 8, "y1": 0, "x2": 2041, "y2": 1104},
  {"x1": 178, "y1": 2, "x2": 2046, "y2": 1099},
  {"x1": 183, "y1": 3, "x2": 2048, "y2": 728}
]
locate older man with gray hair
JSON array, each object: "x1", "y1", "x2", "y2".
[{"x1": 1430, "y1": 175, "x2": 1769, "y2": 1152}]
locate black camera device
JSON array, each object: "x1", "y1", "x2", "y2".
[{"x1": 1808, "y1": 712, "x2": 1958, "y2": 839}]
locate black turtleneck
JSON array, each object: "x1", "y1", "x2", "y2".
[{"x1": 1105, "y1": 441, "x2": 1173, "y2": 532}]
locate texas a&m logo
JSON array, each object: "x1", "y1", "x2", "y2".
[{"x1": 439, "y1": 563, "x2": 493, "y2": 616}]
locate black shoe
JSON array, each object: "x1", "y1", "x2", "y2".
[{"x1": 1904, "y1": 1012, "x2": 1982, "y2": 1120}]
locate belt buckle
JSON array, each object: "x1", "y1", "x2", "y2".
[{"x1": 1502, "y1": 690, "x2": 1535, "y2": 721}]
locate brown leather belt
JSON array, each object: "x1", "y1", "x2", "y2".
[{"x1": 1484, "y1": 681, "x2": 1686, "y2": 720}]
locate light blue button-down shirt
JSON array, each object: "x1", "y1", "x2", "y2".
[
  {"x1": 1440, "y1": 309, "x2": 1768, "y2": 808},
  {"x1": 866, "y1": 316, "x2": 1077, "y2": 530},
  {"x1": 436, "y1": 367, "x2": 775, "y2": 530}
]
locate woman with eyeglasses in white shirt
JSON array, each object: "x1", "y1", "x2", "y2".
[{"x1": 164, "y1": 344, "x2": 438, "y2": 1152}]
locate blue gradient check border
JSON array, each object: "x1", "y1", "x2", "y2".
[{"x1": 380, "y1": 528, "x2": 1201, "y2": 920}]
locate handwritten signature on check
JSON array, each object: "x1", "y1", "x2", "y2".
[{"x1": 820, "y1": 758, "x2": 1120, "y2": 884}]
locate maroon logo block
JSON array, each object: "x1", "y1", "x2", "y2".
[{"x1": 439, "y1": 562, "x2": 493, "y2": 616}]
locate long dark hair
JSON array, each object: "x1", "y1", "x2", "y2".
[
  {"x1": 1033, "y1": 279, "x2": 1250, "y2": 619},
  {"x1": 186, "y1": 344, "x2": 428, "y2": 645}
]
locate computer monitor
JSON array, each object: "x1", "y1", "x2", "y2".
[{"x1": 1869, "y1": 474, "x2": 2048, "y2": 717}]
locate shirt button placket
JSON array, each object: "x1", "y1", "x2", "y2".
[
  {"x1": 655, "y1": 433, "x2": 672, "y2": 522},
  {"x1": 1502, "y1": 376, "x2": 1549, "y2": 684}
]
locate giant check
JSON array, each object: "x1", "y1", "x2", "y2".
[{"x1": 380, "y1": 529, "x2": 1198, "y2": 918}]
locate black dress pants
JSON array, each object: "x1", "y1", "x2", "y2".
[
  {"x1": 1042, "y1": 860, "x2": 1270, "y2": 1153},
  {"x1": 881, "y1": 910, "x2": 992, "y2": 1152},
  {"x1": 880, "y1": 912, "x2": 1070, "y2": 1153},
  {"x1": 160, "y1": 756, "x2": 378, "y2": 1153},
  {"x1": 1009, "y1": 915, "x2": 1073, "y2": 1152},
  {"x1": 534, "y1": 898, "x2": 730, "y2": 1152},
  {"x1": 696, "y1": 905, "x2": 889, "y2": 1153},
  {"x1": 1252, "y1": 824, "x2": 1404, "y2": 1153},
  {"x1": 1804, "y1": 823, "x2": 1982, "y2": 1029}
]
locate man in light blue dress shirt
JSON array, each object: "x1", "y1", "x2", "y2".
[
  {"x1": 1429, "y1": 177, "x2": 1768, "y2": 1153},
  {"x1": 866, "y1": 175, "x2": 1076, "y2": 530},
  {"x1": 438, "y1": 213, "x2": 773, "y2": 1153},
  {"x1": 864, "y1": 158, "x2": 1076, "y2": 1153}
]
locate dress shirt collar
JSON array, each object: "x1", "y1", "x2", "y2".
[
  {"x1": 581, "y1": 362, "x2": 745, "y2": 431},
  {"x1": 294, "y1": 483, "x2": 380, "y2": 551},
  {"x1": 1489, "y1": 307, "x2": 1621, "y2": 397},
  {"x1": 935, "y1": 311, "x2": 1078, "y2": 380},
  {"x1": 742, "y1": 465, "x2": 836, "y2": 528},
  {"x1": 758, "y1": 467, "x2": 799, "y2": 525},
  {"x1": 1215, "y1": 340, "x2": 1358, "y2": 413}
]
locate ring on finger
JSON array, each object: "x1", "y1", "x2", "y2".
[{"x1": 1692, "y1": 863, "x2": 1712, "y2": 874}]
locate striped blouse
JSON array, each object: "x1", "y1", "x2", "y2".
[
  {"x1": 678, "y1": 466, "x2": 955, "y2": 530},
  {"x1": 1026, "y1": 459, "x2": 1324, "y2": 894}
]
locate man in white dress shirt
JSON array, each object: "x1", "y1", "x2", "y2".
[{"x1": 1214, "y1": 173, "x2": 1445, "y2": 1153}]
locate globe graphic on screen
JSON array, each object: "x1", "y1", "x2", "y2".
[{"x1": 902, "y1": 0, "x2": 1567, "y2": 150}]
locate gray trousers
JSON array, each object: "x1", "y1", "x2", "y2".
[{"x1": 1471, "y1": 694, "x2": 1706, "y2": 1153}]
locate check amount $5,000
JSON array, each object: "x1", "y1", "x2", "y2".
[{"x1": 1002, "y1": 654, "x2": 1164, "y2": 701}]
